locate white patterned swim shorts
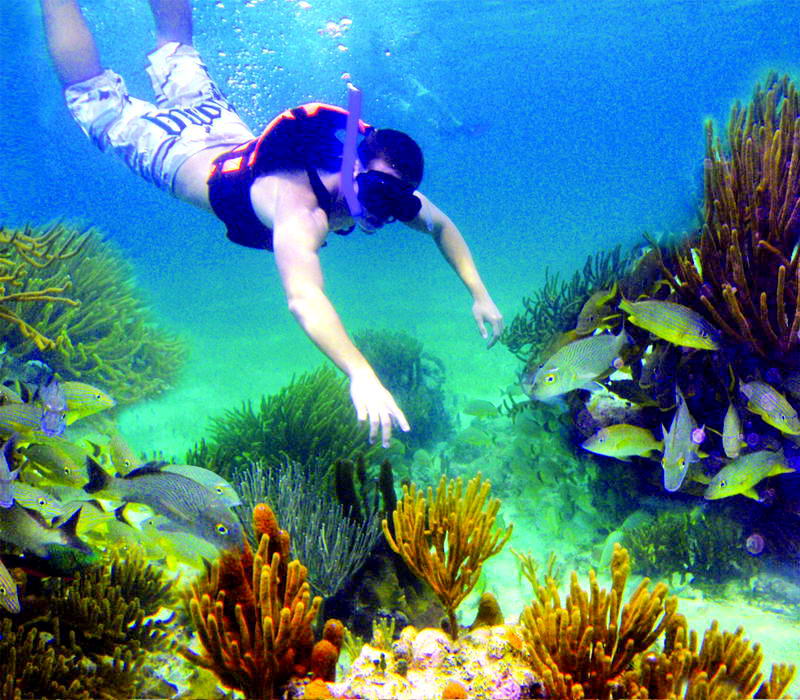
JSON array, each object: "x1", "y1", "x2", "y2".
[{"x1": 64, "y1": 42, "x2": 254, "y2": 193}]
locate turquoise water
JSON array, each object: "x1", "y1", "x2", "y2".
[{"x1": 1, "y1": 0, "x2": 800, "y2": 696}]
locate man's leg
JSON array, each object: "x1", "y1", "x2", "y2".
[
  {"x1": 148, "y1": 0, "x2": 193, "y2": 48},
  {"x1": 41, "y1": 0, "x2": 102, "y2": 87}
]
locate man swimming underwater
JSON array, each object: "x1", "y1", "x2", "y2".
[{"x1": 40, "y1": 0, "x2": 504, "y2": 447}]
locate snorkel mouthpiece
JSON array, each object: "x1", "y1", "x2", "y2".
[{"x1": 340, "y1": 84, "x2": 363, "y2": 220}]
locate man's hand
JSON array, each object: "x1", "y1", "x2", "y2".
[
  {"x1": 349, "y1": 370, "x2": 410, "y2": 447},
  {"x1": 473, "y1": 296, "x2": 504, "y2": 348}
]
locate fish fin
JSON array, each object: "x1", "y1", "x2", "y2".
[
  {"x1": 769, "y1": 463, "x2": 796, "y2": 476},
  {"x1": 124, "y1": 461, "x2": 168, "y2": 478},
  {"x1": 743, "y1": 487, "x2": 761, "y2": 500},
  {"x1": 83, "y1": 456, "x2": 111, "y2": 494},
  {"x1": 57, "y1": 506, "x2": 81, "y2": 537}
]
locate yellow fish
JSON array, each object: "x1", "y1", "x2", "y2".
[
  {"x1": 61, "y1": 382, "x2": 116, "y2": 424},
  {"x1": 575, "y1": 282, "x2": 618, "y2": 336},
  {"x1": 22, "y1": 438, "x2": 91, "y2": 487},
  {"x1": 618, "y1": 298, "x2": 720, "y2": 350},
  {"x1": 581, "y1": 424, "x2": 662, "y2": 461},
  {"x1": 705, "y1": 450, "x2": 795, "y2": 500},
  {"x1": 740, "y1": 380, "x2": 800, "y2": 435}
]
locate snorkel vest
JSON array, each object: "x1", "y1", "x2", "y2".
[{"x1": 207, "y1": 103, "x2": 370, "y2": 250}]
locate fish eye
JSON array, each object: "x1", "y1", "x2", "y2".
[
  {"x1": 38, "y1": 498, "x2": 47, "y2": 506},
  {"x1": 216, "y1": 523, "x2": 229, "y2": 535},
  {"x1": 544, "y1": 373, "x2": 557, "y2": 384},
  {"x1": 215, "y1": 487, "x2": 223, "y2": 495},
  {"x1": 0, "y1": 586, "x2": 7, "y2": 595},
  {"x1": 64, "y1": 468, "x2": 71, "y2": 475},
  {"x1": 720, "y1": 479, "x2": 727, "y2": 487},
  {"x1": 677, "y1": 457, "x2": 685, "y2": 467}
]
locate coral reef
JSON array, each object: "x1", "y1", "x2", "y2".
[
  {"x1": 355, "y1": 328, "x2": 452, "y2": 449},
  {"x1": 670, "y1": 73, "x2": 800, "y2": 363},
  {"x1": 323, "y1": 624, "x2": 539, "y2": 700},
  {"x1": 182, "y1": 503, "x2": 342, "y2": 700},
  {"x1": 519, "y1": 544, "x2": 795, "y2": 699},
  {"x1": 382, "y1": 473, "x2": 513, "y2": 639},
  {"x1": 0, "y1": 224, "x2": 186, "y2": 404},
  {"x1": 0, "y1": 546, "x2": 177, "y2": 699},
  {"x1": 189, "y1": 365, "x2": 379, "y2": 479}
]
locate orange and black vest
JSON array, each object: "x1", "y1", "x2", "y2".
[{"x1": 207, "y1": 103, "x2": 370, "y2": 250}]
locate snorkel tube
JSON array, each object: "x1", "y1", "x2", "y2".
[{"x1": 340, "y1": 84, "x2": 363, "y2": 220}]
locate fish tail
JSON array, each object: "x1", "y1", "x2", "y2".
[
  {"x1": 114, "y1": 503, "x2": 134, "y2": 527},
  {"x1": 83, "y1": 456, "x2": 110, "y2": 493},
  {"x1": 57, "y1": 507, "x2": 92, "y2": 554}
]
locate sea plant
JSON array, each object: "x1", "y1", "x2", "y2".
[
  {"x1": 381, "y1": 472, "x2": 513, "y2": 639},
  {"x1": 182, "y1": 503, "x2": 343, "y2": 700},
  {"x1": 621, "y1": 508, "x2": 759, "y2": 585},
  {"x1": 187, "y1": 365, "x2": 379, "y2": 479},
  {"x1": 0, "y1": 546, "x2": 177, "y2": 699},
  {"x1": 667, "y1": 73, "x2": 800, "y2": 364}
]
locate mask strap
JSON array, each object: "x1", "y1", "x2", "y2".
[{"x1": 340, "y1": 84, "x2": 363, "y2": 219}]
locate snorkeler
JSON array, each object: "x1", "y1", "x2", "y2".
[{"x1": 39, "y1": 0, "x2": 504, "y2": 448}]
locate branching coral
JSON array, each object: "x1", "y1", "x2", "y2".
[
  {"x1": 381, "y1": 472, "x2": 512, "y2": 639},
  {"x1": 191, "y1": 365, "x2": 379, "y2": 478},
  {"x1": 183, "y1": 503, "x2": 342, "y2": 700},
  {"x1": 519, "y1": 544, "x2": 795, "y2": 699},
  {"x1": 0, "y1": 224, "x2": 186, "y2": 403},
  {"x1": 670, "y1": 73, "x2": 800, "y2": 362},
  {"x1": 0, "y1": 223, "x2": 85, "y2": 352},
  {"x1": 235, "y1": 459, "x2": 381, "y2": 598}
]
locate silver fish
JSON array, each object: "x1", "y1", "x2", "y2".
[
  {"x1": 37, "y1": 377, "x2": 67, "y2": 437},
  {"x1": 83, "y1": 458, "x2": 243, "y2": 549},
  {"x1": 525, "y1": 328, "x2": 627, "y2": 400},
  {"x1": 661, "y1": 386, "x2": 701, "y2": 491}
]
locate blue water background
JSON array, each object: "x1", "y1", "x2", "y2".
[{"x1": 1, "y1": 0, "x2": 799, "y2": 437}]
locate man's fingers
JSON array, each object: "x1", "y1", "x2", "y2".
[
  {"x1": 380, "y1": 412, "x2": 393, "y2": 448},
  {"x1": 369, "y1": 415, "x2": 379, "y2": 445}
]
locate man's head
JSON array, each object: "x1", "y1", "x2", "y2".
[
  {"x1": 357, "y1": 128, "x2": 424, "y2": 188},
  {"x1": 355, "y1": 128, "x2": 424, "y2": 229}
]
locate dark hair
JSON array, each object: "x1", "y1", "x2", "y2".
[{"x1": 357, "y1": 128, "x2": 424, "y2": 188}]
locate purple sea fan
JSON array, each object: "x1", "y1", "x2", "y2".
[{"x1": 745, "y1": 532, "x2": 766, "y2": 556}]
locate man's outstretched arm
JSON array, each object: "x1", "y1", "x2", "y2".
[
  {"x1": 272, "y1": 209, "x2": 410, "y2": 448},
  {"x1": 409, "y1": 194, "x2": 505, "y2": 346},
  {"x1": 41, "y1": 0, "x2": 102, "y2": 86}
]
